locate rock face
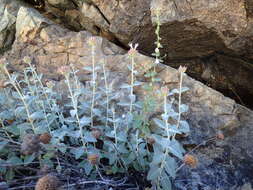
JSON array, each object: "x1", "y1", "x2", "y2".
[
  {"x1": 1, "y1": 6, "x2": 253, "y2": 189},
  {"x1": 0, "y1": 0, "x2": 25, "y2": 53},
  {"x1": 37, "y1": 0, "x2": 253, "y2": 109}
]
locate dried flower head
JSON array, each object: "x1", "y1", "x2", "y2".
[
  {"x1": 87, "y1": 36, "x2": 96, "y2": 46},
  {"x1": 128, "y1": 43, "x2": 139, "y2": 57},
  {"x1": 147, "y1": 137, "x2": 156, "y2": 145},
  {"x1": 23, "y1": 56, "x2": 32, "y2": 64},
  {"x1": 39, "y1": 133, "x2": 52, "y2": 144},
  {"x1": 88, "y1": 154, "x2": 99, "y2": 165},
  {"x1": 21, "y1": 134, "x2": 41, "y2": 155},
  {"x1": 178, "y1": 66, "x2": 187, "y2": 73},
  {"x1": 57, "y1": 65, "x2": 70, "y2": 75},
  {"x1": 91, "y1": 128, "x2": 102, "y2": 139},
  {"x1": 161, "y1": 86, "x2": 169, "y2": 96},
  {"x1": 46, "y1": 81, "x2": 54, "y2": 89},
  {"x1": 183, "y1": 154, "x2": 198, "y2": 168},
  {"x1": 216, "y1": 131, "x2": 225, "y2": 140},
  {"x1": 35, "y1": 174, "x2": 61, "y2": 190}
]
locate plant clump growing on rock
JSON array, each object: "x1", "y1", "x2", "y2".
[{"x1": 0, "y1": 8, "x2": 192, "y2": 189}]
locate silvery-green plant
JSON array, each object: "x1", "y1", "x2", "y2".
[{"x1": 0, "y1": 38, "x2": 191, "y2": 189}]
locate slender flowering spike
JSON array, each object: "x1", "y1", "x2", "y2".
[
  {"x1": 155, "y1": 58, "x2": 160, "y2": 65},
  {"x1": 128, "y1": 43, "x2": 139, "y2": 56},
  {"x1": 178, "y1": 66, "x2": 187, "y2": 73},
  {"x1": 88, "y1": 36, "x2": 96, "y2": 46},
  {"x1": 57, "y1": 65, "x2": 70, "y2": 75}
]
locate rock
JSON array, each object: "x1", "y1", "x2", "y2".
[
  {"x1": 39, "y1": 0, "x2": 253, "y2": 109},
  {"x1": 0, "y1": 0, "x2": 25, "y2": 53},
  {"x1": 1, "y1": 8, "x2": 253, "y2": 189}
]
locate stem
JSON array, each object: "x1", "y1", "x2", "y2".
[
  {"x1": 102, "y1": 61, "x2": 109, "y2": 128},
  {"x1": 130, "y1": 56, "x2": 134, "y2": 114},
  {"x1": 65, "y1": 74, "x2": 86, "y2": 149},
  {"x1": 91, "y1": 44, "x2": 96, "y2": 128},
  {"x1": 3, "y1": 66, "x2": 36, "y2": 132},
  {"x1": 176, "y1": 72, "x2": 183, "y2": 131}
]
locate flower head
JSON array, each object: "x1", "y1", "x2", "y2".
[
  {"x1": 87, "y1": 36, "x2": 96, "y2": 47},
  {"x1": 23, "y1": 56, "x2": 32, "y2": 64},
  {"x1": 178, "y1": 66, "x2": 187, "y2": 73},
  {"x1": 128, "y1": 43, "x2": 139, "y2": 57},
  {"x1": 88, "y1": 154, "x2": 100, "y2": 165},
  {"x1": 183, "y1": 154, "x2": 198, "y2": 168},
  {"x1": 161, "y1": 86, "x2": 169, "y2": 96},
  {"x1": 216, "y1": 131, "x2": 225, "y2": 140},
  {"x1": 57, "y1": 65, "x2": 70, "y2": 75},
  {"x1": 39, "y1": 133, "x2": 52, "y2": 144}
]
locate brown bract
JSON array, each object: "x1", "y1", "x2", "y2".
[
  {"x1": 39, "y1": 133, "x2": 52, "y2": 144},
  {"x1": 147, "y1": 137, "x2": 156, "y2": 145},
  {"x1": 88, "y1": 154, "x2": 99, "y2": 165},
  {"x1": 183, "y1": 154, "x2": 198, "y2": 168},
  {"x1": 35, "y1": 174, "x2": 61, "y2": 190},
  {"x1": 21, "y1": 134, "x2": 41, "y2": 155}
]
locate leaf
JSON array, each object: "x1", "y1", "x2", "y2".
[
  {"x1": 84, "y1": 162, "x2": 94, "y2": 175},
  {"x1": 164, "y1": 157, "x2": 176, "y2": 178},
  {"x1": 83, "y1": 66, "x2": 93, "y2": 72},
  {"x1": 7, "y1": 156, "x2": 23, "y2": 165},
  {"x1": 24, "y1": 154, "x2": 35, "y2": 165},
  {"x1": 70, "y1": 109, "x2": 77, "y2": 117},
  {"x1": 84, "y1": 132, "x2": 97, "y2": 142},
  {"x1": 15, "y1": 106, "x2": 25, "y2": 115},
  {"x1": 160, "y1": 176, "x2": 172, "y2": 190},
  {"x1": 80, "y1": 116, "x2": 91, "y2": 126},
  {"x1": 120, "y1": 83, "x2": 132, "y2": 89},
  {"x1": 133, "y1": 81, "x2": 143, "y2": 86},
  {"x1": 0, "y1": 141, "x2": 8, "y2": 150},
  {"x1": 6, "y1": 125, "x2": 20, "y2": 136},
  {"x1": 71, "y1": 147, "x2": 85, "y2": 159},
  {"x1": 147, "y1": 164, "x2": 160, "y2": 181},
  {"x1": 151, "y1": 153, "x2": 164, "y2": 165},
  {"x1": 179, "y1": 120, "x2": 190, "y2": 133},
  {"x1": 168, "y1": 139, "x2": 185, "y2": 159},
  {"x1": 153, "y1": 118, "x2": 166, "y2": 129},
  {"x1": 117, "y1": 102, "x2": 131, "y2": 106},
  {"x1": 180, "y1": 104, "x2": 189, "y2": 113}
]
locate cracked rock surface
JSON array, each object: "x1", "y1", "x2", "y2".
[{"x1": 0, "y1": 6, "x2": 253, "y2": 189}]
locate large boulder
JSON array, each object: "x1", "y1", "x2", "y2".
[
  {"x1": 0, "y1": 0, "x2": 26, "y2": 53},
  {"x1": 1, "y1": 7, "x2": 253, "y2": 189},
  {"x1": 40, "y1": 0, "x2": 253, "y2": 109}
]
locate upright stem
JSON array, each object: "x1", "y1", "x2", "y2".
[
  {"x1": 91, "y1": 44, "x2": 96, "y2": 128},
  {"x1": 3, "y1": 66, "x2": 36, "y2": 132},
  {"x1": 65, "y1": 74, "x2": 86, "y2": 149},
  {"x1": 129, "y1": 56, "x2": 135, "y2": 114},
  {"x1": 176, "y1": 72, "x2": 183, "y2": 130},
  {"x1": 102, "y1": 61, "x2": 109, "y2": 128}
]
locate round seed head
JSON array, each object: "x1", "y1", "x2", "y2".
[
  {"x1": 35, "y1": 174, "x2": 61, "y2": 190},
  {"x1": 88, "y1": 154, "x2": 99, "y2": 165},
  {"x1": 39, "y1": 133, "x2": 52, "y2": 144},
  {"x1": 216, "y1": 131, "x2": 225, "y2": 140},
  {"x1": 183, "y1": 154, "x2": 198, "y2": 168}
]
